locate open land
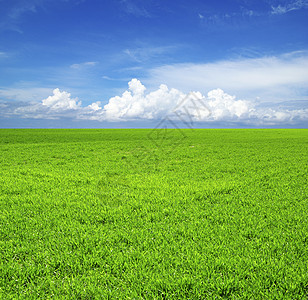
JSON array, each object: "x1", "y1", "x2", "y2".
[{"x1": 0, "y1": 129, "x2": 307, "y2": 299}]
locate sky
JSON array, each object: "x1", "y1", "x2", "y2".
[{"x1": 0, "y1": 0, "x2": 308, "y2": 128}]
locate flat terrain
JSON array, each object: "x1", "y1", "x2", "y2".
[{"x1": 0, "y1": 129, "x2": 307, "y2": 299}]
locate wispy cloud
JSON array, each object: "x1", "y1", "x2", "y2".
[
  {"x1": 197, "y1": 1, "x2": 307, "y2": 26},
  {"x1": 102, "y1": 75, "x2": 130, "y2": 81},
  {"x1": 197, "y1": 6, "x2": 260, "y2": 27},
  {"x1": 7, "y1": 1, "x2": 38, "y2": 20},
  {"x1": 0, "y1": 86, "x2": 53, "y2": 102},
  {"x1": 0, "y1": 0, "x2": 46, "y2": 32},
  {"x1": 0, "y1": 0, "x2": 82, "y2": 32},
  {"x1": 123, "y1": 46, "x2": 176, "y2": 63},
  {"x1": 271, "y1": 0, "x2": 308, "y2": 14},
  {"x1": 0, "y1": 51, "x2": 8, "y2": 58},
  {"x1": 70, "y1": 61, "x2": 98, "y2": 69},
  {"x1": 119, "y1": 0, "x2": 150, "y2": 17},
  {"x1": 102, "y1": 75, "x2": 117, "y2": 81}
]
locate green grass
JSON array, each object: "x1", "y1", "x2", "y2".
[{"x1": 0, "y1": 129, "x2": 307, "y2": 299}]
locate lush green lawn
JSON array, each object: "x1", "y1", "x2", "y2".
[{"x1": 0, "y1": 129, "x2": 307, "y2": 299}]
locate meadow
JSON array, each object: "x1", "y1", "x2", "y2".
[{"x1": 0, "y1": 128, "x2": 307, "y2": 299}]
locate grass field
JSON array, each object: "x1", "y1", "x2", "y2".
[{"x1": 0, "y1": 129, "x2": 307, "y2": 299}]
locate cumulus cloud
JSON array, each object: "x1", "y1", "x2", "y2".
[
  {"x1": 2, "y1": 79, "x2": 307, "y2": 126},
  {"x1": 87, "y1": 101, "x2": 102, "y2": 111},
  {"x1": 6, "y1": 88, "x2": 81, "y2": 120},
  {"x1": 42, "y1": 88, "x2": 81, "y2": 110},
  {"x1": 80, "y1": 79, "x2": 308, "y2": 125},
  {"x1": 207, "y1": 89, "x2": 251, "y2": 120},
  {"x1": 102, "y1": 78, "x2": 186, "y2": 121}
]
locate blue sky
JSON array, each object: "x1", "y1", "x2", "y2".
[{"x1": 0, "y1": 0, "x2": 307, "y2": 128}]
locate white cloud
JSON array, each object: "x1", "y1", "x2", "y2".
[
  {"x1": 102, "y1": 76, "x2": 115, "y2": 80},
  {"x1": 207, "y1": 89, "x2": 251, "y2": 120},
  {"x1": 102, "y1": 75, "x2": 130, "y2": 81},
  {"x1": 102, "y1": 78, "x2": 185, "y2": 121},
  {"x1": 87, "y1": 101, "x2": 102, "y2": 111},
  {"x1": 42, "y1": 88, "x2": 81, "y2": 110},
  {"x1": 123, "y1": 46, "x2": 176, "y2": 63},
  {"x1": 70, "y1": 61, "x2": 98, "y2": 69},
  {"x1": 243, "y1": 10, "x2": 255, "y2": 17},
  {"x1": 0, "y1": 86, "x2": 53, "y2": 102},
  {"x1": 145, "y1": 51, "x2": 308, "y2": 101},
  {"x1": 93, "y1": 80, "x2": 308, "y2": 124},
  {"x1": 271, "y1": 5, "x2": 288, "y2": 14},
  {"x1": 271, "y1": 0, "x2": 308, "y2": 14},
  {"x1": 7, "y1": 88, "x2": 81, "y2": 119},
  {"x1": 1, "y1": 79, "x2": 307, "y2": 126}
]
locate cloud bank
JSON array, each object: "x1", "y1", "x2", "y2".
[
  {"x1": 1, "y1": 78, "x2": 307, "y2": 126},
  {"x1": 145, "y1": 51, "x2": 308, "y2": 101}
]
